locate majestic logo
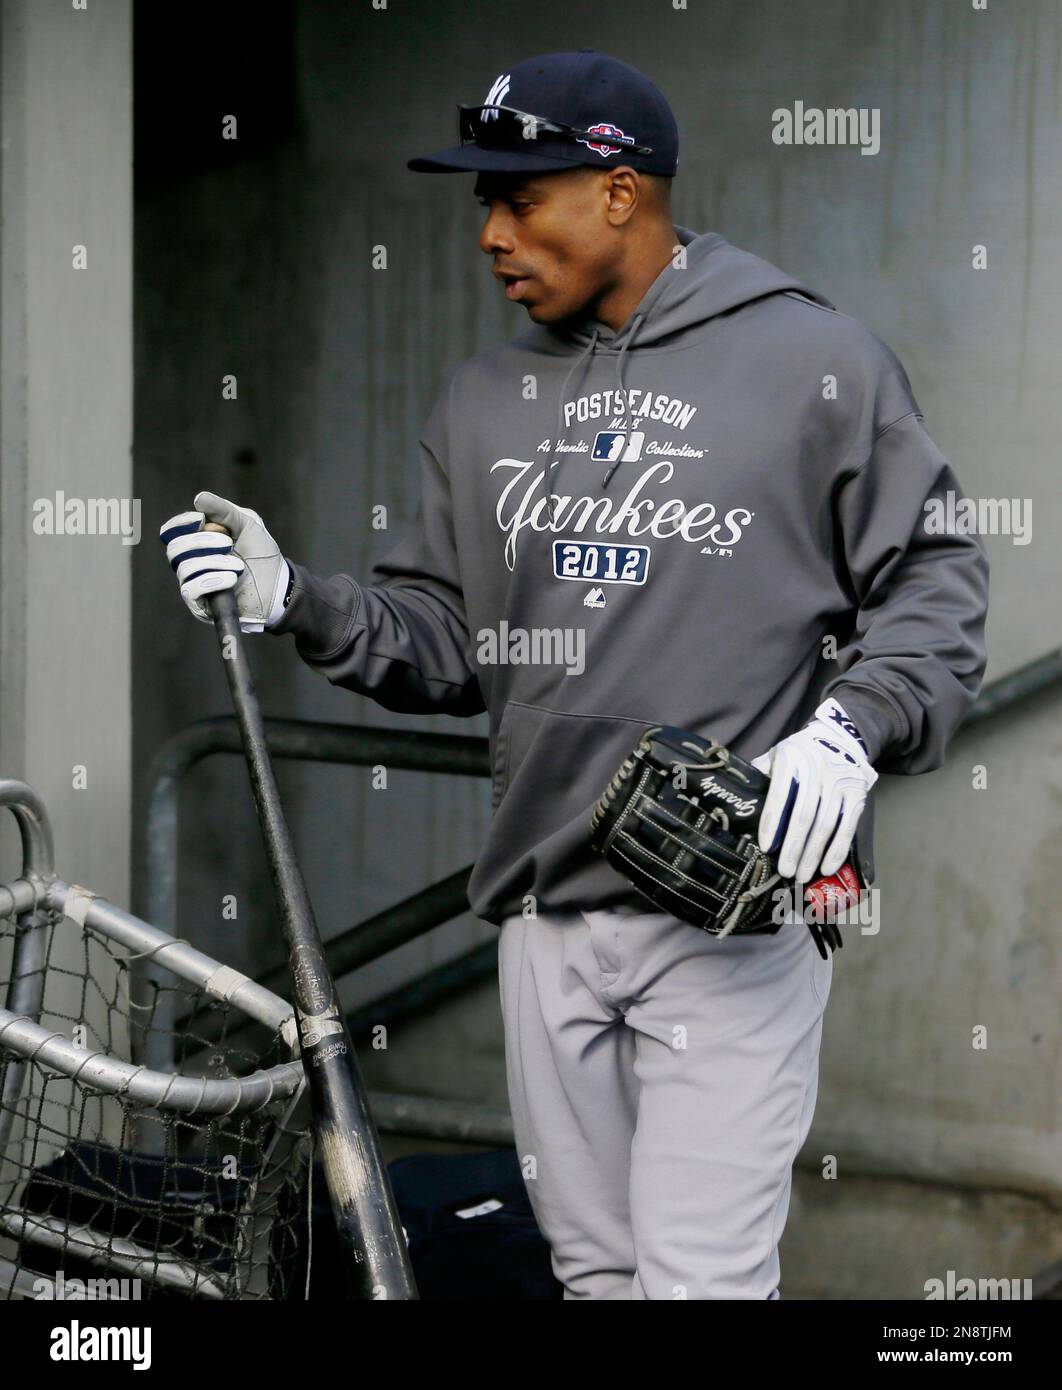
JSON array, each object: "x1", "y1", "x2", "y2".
[
  {"x1": 491, "y1": 457, "x2": 754, "y2": 570},
  {"x1": 583, "y1": 587, "x2": 606, "y2": 609},
  {"x1": 578, "y1": 122, "x2": 635, "y2": 157},
  {"x1": 592, "y1": 430, "x2": 644, "y2": 463},
  {"x1": 481, "y1": 73, "x2": 511, "y2": 121}
]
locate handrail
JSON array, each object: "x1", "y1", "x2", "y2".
[
  {"x1": 133, "y1": 720, "x2": 490, "y2": 1079},
  {"x1": 370, "y1": 1090, "x2": 512, "y2": 1147},
  {"x1": 181, "y1": 866, "x2": 481, "y2": 1050},
  {"x1": 958, "y1": 648, "x2": 1062, "y2": 728},
  {"x1": 135, "y1": 717, "x2": 489, "y2": 938},
  {"x1": 254, "y1": 867, "x2": 476, "y2": 997}
]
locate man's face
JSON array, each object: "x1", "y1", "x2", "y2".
[{"x1": 475, "y1": 168, "x2": 620, "y2": 325}]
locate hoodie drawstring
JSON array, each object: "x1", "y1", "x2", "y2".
[
  {"x1": 549, "y1": 328, "x2": 600, "y2": 526},
  {"x1": 601, "y1": 311, "x2": 644, "y2": 490},
  {"x1": 548, "y1": 311, "x2": 646, "y2": 527}
]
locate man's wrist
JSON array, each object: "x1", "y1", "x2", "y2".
[
  {"x1": 265, "y1": 559, "x2": 294, "y2": 630},
  {"x1": 813, "y1": 696, "x2": 870, "y2": 760},
  {"x1": 819, "y1": 684, "x2": 904, "y2": 766}
]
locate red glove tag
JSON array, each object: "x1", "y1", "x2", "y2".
[{"x1": 804, "y1": 861, "x2": 861, "y2": 921}]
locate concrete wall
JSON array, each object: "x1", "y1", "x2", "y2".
[
  {"x1": 1, "y1": 0, "x2": 132, "y2": 1193},
  {"x1": 1, "y1": 0, "x2": 132, "y2": 900},
  {"x1": 131, "y1": 0, "x2": 1062, "y2": 1293}
]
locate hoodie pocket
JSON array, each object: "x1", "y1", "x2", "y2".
[{"x1": 490, "y1": 700, "x2": 654, "y2": 823}]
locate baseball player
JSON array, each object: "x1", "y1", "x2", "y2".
[{"x1": 161, "y1": 50, "x2": 989, "y2": 1299}]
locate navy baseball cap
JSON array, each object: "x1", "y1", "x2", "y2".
[{"x1": 407, "y1": 49, "x2": 679, "y2": 177}]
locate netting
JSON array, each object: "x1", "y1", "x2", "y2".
[{"x1": 0, "y1": 900, "x2": 310, "y2": 1301}]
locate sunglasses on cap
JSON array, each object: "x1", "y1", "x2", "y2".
[{"x1": 457, "y1": 103, "x2": 655, "y2": 157}]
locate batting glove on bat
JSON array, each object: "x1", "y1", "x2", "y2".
[
  {"x1": 159, "y1": 491, "x2": 291, "y2": 634},
  {"x1": 750, "y1": 697, "x2": 877, "y2": 885}
]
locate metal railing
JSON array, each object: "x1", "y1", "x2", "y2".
[
  {"x1": 134, "y1": 719, "x2": 508, "y2": 1143},
  {"x1": 136, "y1": 718, "x2": 489, "y2": 939}
]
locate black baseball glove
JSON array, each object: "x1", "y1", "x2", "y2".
[{"x1": 588, "y1": 725, "x2": 864, "y2": 957}]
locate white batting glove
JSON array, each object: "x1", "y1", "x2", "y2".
[
  {"x1": 750, "y1": 698, "x2": 878, "y2": 884},
  {"x1": 159, "y1": 491, "x2": 290, "y2": 634}
]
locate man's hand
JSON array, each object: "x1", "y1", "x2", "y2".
[
  {"x1": 750, "y1": 697, "x2": 878, "y2": 884},
  {"x1": 159, "y1": 491, "x2": 291, "y2": 633}
]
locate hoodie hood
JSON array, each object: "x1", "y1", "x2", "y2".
[
  {"x1": 559, "y1": 225, "x2": 835, "y2": 350},
  {"x1": 541, "y1": 227, "x2": 836, "y2": 512}
]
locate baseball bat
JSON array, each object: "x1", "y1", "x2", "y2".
[{"x1": 201, "y1": 521, "x2": 418, "y2": 1301}]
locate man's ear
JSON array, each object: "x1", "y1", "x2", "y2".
[{"x1": 604, "y1": 168, "x2": 639, "y2": 227}]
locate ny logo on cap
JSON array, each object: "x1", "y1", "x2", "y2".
[{"x1": 481, "y1": 73, "x2": 511, "y2": 122}]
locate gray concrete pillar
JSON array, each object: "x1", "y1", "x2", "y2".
[
  {"x1": 0, "y1": 0, "x2": 132, "y2": 1179},
  {"x1": 0, "y1": 0, "x2": 132, "y2": 905}
]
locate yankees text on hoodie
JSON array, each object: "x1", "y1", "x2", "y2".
[{"x1": 270, "y1": 226, "x2": 990, "y2": 926}]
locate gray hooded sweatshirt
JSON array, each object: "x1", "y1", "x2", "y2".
[{"x1": 270, "y1": 226, "x2": 989, "y2": 926}]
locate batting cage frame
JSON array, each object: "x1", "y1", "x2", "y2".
[{"x1": 0, "y1": 777, "x2": 314, "y2": 1301}]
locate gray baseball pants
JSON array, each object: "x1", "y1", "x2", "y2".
[{"x1": 497, "y1": 902, "x2": 832, "y2": 1300}]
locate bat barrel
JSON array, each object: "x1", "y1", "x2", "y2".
[{"x1": 206, "y1": 585, "x2": 418, "y2": 1300}]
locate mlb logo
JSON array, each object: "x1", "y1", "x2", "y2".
[
  {"x1": 579, "y1": 122, "x2": 636, "y2": 157},
  {"x1": 591, "y1": 430, "x2": 644, "y2": 463}
]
